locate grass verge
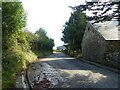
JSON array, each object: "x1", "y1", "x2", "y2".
[{"x1": 2, "y1": 49, "x2": 37, "y2": 89}]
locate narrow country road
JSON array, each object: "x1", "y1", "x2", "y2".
[{"x1": 27, "y1": 52, "x2": 119, "y2": 89}]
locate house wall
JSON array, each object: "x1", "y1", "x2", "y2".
[
  {"x1": 81, "y1": 22, "x2": 120, "y2": 69},
  {"x1": 57, "y1": 46, "x2": 66, "y2": 51},
  {"x1": 81, "y1": 22, "x2": 107, "y2": 62}
]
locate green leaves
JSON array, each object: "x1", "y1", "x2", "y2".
[
  {"x1": 35, "y1": 28, "x2": 54, "y2": 52},
  {"x1": 2, "y1": 2, "x2": 27, "y2": 51},
  {"x1": 2, "y1": 2, "x2": 26, "y2": 38},
  {"x1": 25, "y1": 28, "x2": 54, "y2": 55},
  {"x1": 62, "y1": 6, "x2": 87, "y2": 52}
]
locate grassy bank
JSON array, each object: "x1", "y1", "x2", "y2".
[
  {"x1": 2, "y1": 49, "x2": 37, "y2": 89},
  {"x1": 2, "y1": 49, "x2": 53, "y2": 89},
  {"x1": 33, "y1": 50, "x2": 53, "y2": 58}
]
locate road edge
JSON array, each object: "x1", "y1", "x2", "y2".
[{"x1": 79, "y1": 58, "x2": 120, "y2": 74}]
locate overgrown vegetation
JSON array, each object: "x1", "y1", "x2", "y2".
[{"x1": 2, "y1": 2, "x2": 54, "y2": 89}]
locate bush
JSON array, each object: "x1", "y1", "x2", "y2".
[{"x1": 2, "y1": 48, "x2": 37, "y2": 89}]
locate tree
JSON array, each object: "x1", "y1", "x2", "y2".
[
  {"x1": 61, "y1": 7, "x2": 87, "y2": 53},
  {"x1": 73, "y1": 1, "x2": 120, "y2": 25},
  {"x1": 2, "y1": 2, "x2": 26, "y2": 51},
  {"x1": 35, "y1": 28, "x2": 54, "y2": 52}
]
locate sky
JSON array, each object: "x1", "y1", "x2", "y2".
[{"x1": 21, "y1": 0, "x2": 92, "y2": 49}]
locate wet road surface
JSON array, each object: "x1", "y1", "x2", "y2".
[{"x1": 27, "y1": 52, "x2": 119, "y2": 89}]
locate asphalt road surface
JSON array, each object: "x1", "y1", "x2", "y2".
[{"x1": 28, "y1": 52, "x2": 119, "y2": 89}]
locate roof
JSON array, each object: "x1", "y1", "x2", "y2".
[{"x1": 90, "y1": 21, "x2": 120, "y2": 40}]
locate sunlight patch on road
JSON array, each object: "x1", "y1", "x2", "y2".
[
  {"x1": 41, "y1": 57, "x2": 74, "y2": 61},
  {"x1": 60, "y1": 70, "x2": 107, "y2": 83}
]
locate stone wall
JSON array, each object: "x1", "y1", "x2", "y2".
[
  {"x1": 104, "y1": 41, "x2": 120, "y2": 68},
  {"x1": 81, "y1": 22, "x2": 120, "y2": 69}
]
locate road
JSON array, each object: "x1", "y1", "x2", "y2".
[{"x1": 27, "y1": 52, "x2": 119, "y2": 89}]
